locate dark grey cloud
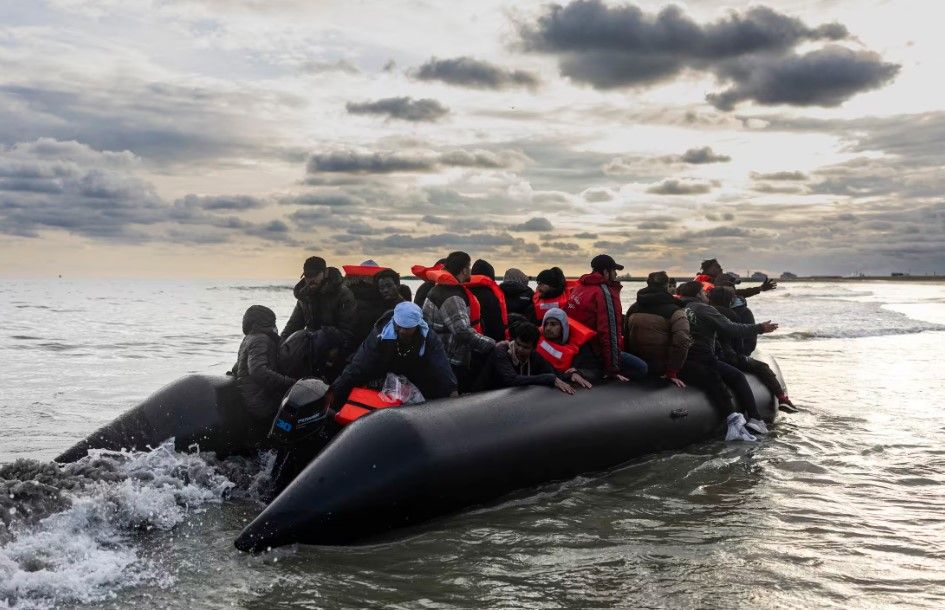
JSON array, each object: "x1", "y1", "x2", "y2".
[
  {"x1": 706, "y1": 46, "x2": 899, "y2": 110},
  {"x1": 283, "y1": 191, "x2": 366, "y2": 207},
  {"x1": 0, "y1": 138, "x2": 299, "y2": 245},
  {"x1": 0, "y1": 81, "x2": 300, "y2": 166},
  {"x1": 638, "y1": 220, "x2": 670, "y2": 230},
  {"x1": 679, "y1": 146, "x2": 730, "y2": 164},
  {"x1": 415, "y1": 57, "x2": 540, "y2": 90},
  {"x1": 573, "y1": 232, "x2": 598, "y2": 239},
  {"x1": 345, "y1": 97, "x2": 449, "y2": 122},
  {"x1": 647, "y1": 179, "x2": 713, "y2": 195},
  {"x1": 305, "y1": 148, "x2": 524, "y2": 177},
  {"x1": 518, "y1": 1, "x2": 896, "y2": 109},
  {"x1": 509, "y1": 217, "x2": 554, "y2": 232}
]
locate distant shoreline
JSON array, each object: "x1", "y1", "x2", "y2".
[{"x1": 607, "y1": 275, "x2": 945, "y2": 283}]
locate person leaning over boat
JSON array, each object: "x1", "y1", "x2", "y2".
[
  {"x1": 422, "y1": 251, "x2": 496, "y2": 393},
  {"x1": 330, "y1": 301, "x2": 457, "y2": 411},
  {"x1": 234, "y1": 305, "x2": 298, "y2": 443},
  {"x1": 565, "y1": 254, "x2": 648, "y2": 383},
  {"x1": 500, "y1": 267, "x2": 537, "y2": 324},
  {"x1": 280, "y1": 256, "x2": 357, "y2": 380},
  {"x1": 676, "y1": 280, "x2": 778, "y2": 439},
  {"x1": 625, "y1": 271, "x2": 692, "y2": 387},
  {"x1": 707, "y1": 286, "x2": 796, "y2": 411},
  {"x1": 475, "y1": 322, "x2": 579, "y2": 394}
]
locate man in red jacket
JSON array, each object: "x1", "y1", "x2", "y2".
[{"x1": 565, "y1": 254, "x2": 648, "y2": 382}]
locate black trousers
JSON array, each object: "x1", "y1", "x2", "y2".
[
  {"x1": 683, "y1": 352, "x2": 761, "y2": 420},
  {"x1": 734, "y1": 356, "x2": 783, "y2": 398}
]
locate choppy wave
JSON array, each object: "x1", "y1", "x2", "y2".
[
  {"x1": 0, "y1": 442, "x2": 269, "y2": 610},
  {"x1": 770, "y1": 323, "x2": 945, "y2": 341}
]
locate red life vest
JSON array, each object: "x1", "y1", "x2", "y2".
[
  {"x1": 695, "y1": 274, "x2": 716, "y2": 292},
  {"x1": 536, "y1": 316, "x2": 597, "y2": 372},
  {"x1": 334, "y1": 386, "x2": 403, "y2": 426},
  {"x1": 343, "y1": 265, "x2": 384, "y2": 277},
  {"x1": 412, "y1": 265, "x2": 483, "y2": 334},
  {"x1": 465, "y1": 275, "x2": 510, "y2": 340}
]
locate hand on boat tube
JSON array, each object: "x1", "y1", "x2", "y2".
[
  {"x1": 612, "y1": 374, "x2": 630, "y2": 383},
  {"x1": 554, "y1": 378, "x2": 576, "y2": 395},
  {"x1": 570, "y1": 372, "x2": 593, "y2": 389},
  {"x1": 663, "y1": 376, "x2": 686, "y2": 389},
  {"x1": 758, "y1": 321, "x2": 779, "y2": 334}
]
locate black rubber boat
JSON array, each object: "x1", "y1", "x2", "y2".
[{"x1": 56, "y1": 357, "x2": 784, "y2": 551}]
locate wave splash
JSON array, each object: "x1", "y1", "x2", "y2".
[{"x1": 0, "y1": 441, "x2": 269, "y2": 610}]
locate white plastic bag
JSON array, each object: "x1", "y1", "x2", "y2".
[{"x1": 379, "y1": 373, "x2": 426, "y2": 405}]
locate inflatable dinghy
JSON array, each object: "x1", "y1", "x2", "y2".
[{"x1": 54, "y1": 356, "x2": 784, "y2": 550}]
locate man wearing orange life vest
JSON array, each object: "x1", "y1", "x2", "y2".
[
  {"x1": 537, "y1": 308, "x2": 594, "y2": 389},
  {"x1": 475, "y1": 322, "x2": 582, "y2": 394},
  {"x1": 421, "y1": 251, "x2": 496, "y2": 392},
  {"x1": 565, "y1": 255, "x2": 648, "y2": 383}
]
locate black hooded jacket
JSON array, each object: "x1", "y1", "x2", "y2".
[
  {"x1": 236, "y1": 306, "x2": 297, "y2": 420},
  {"x1": 499, "y1": 280, "x2": 536, "y2": 323},
  {"x1": 281, "y1": 267, "x2": 357, "y2": 351},
  {"x1": 330, "y1": 311, "x2": 457, "y2": 409}
]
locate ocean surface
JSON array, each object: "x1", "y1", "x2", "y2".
[{"x1": 1, "y1": 278, "x2": 944, "y2": 609}]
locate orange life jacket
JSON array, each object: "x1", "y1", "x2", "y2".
[
  {"x1": 334, "y1": 386, "x2": 403, "y2": 426},
  {"x1": 343, "y1": 265, "x2": 384, "y2": 277},
  {"x1": 695, "y1": 274, "x2": 716, "y2": 292},
  {"x1": 412, "y1": 265, "x2": 483, "y2": 334},
  {"x1": 532, "y1": 279, "x2": 578, "y2": 321},
  {"x1": 465, "y1": 275, "x2": 510, "y2": 340},
  {"x1": 536, "y1": 316, "x2": 597, "y2": 373}
]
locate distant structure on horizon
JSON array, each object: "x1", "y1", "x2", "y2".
[
  {"x1": 750, "y1": 272, "x2": 768, "y2": 281},
  {"x1": 780, "y1": 272, "x2": 798, "y2": 280}
]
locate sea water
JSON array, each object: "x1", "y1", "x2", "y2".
[{"x1": 1, "y1": 279, "x2": 944, "y2": 609}]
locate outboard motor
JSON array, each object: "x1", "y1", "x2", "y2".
[
  {"x1": 268, "y1": 378, "x2": 331, "y2": 447},
  {"x1": 267, "y1": 378, "x2": 337, "y2": 499}
]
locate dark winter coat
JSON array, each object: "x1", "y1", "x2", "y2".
[
  {"x1": 681, "y1": 298, "x2": 763, "y2": 360},
  {"x1": 499, "y1": 280, "x2": 537, "y2": 324},
  {"x1": 413, "y1": 280, "x2": 434, "y2": 308},
  {"x1": 236, "y1": 306, "x2": 297, "y2": 421},
  {"x1": 565, "y1": 272, "x2": 624, "y2": 376},
  {"x1": 476, "y1": 341, "x2": 559, "y2": 391},
  {"x1": 330, "y1": 311, "x2": 457, "y2": 409},
  {"x1": 345, "y1": 277, "x2": 398, "y2": 350},
  {"x1": 281, "y1": 267, "x2": 357, "y2": 351},
  {"x1": 468, "y1": 284, "x2": 506, "y2": 342}
]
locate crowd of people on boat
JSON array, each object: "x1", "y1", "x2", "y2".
[{"x1": 234, "y1": 251, "x2": 794, "y2": 455}]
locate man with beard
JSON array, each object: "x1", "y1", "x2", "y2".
[{"x1": 280, "y1": 256, "x2": 357, "y2": 380}]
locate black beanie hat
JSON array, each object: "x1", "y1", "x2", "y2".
[
  {"x1": 471, "y1": 259, "x2": 496, "y2": 281},
  {"x1": 536, "y1": 266, "x2": 565, "y2": 289}
]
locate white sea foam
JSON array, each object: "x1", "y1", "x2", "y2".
[{"x1": 0, "y1": 440, "x2": 261, "y2": 610}]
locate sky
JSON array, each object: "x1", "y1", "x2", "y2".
[{"x1": 0, "y1": 0, "x2": 943, "y2": 278}]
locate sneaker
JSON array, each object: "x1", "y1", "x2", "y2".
[
  {"x1": 725, "y1": 413, "x2": 757, "y2": 442},
  {"x1": 745, "y1": 418, "x2": 769, "y2": 435},
  {"x1": 778, "y1": 402, "x2": 799, "y2": 413}
]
